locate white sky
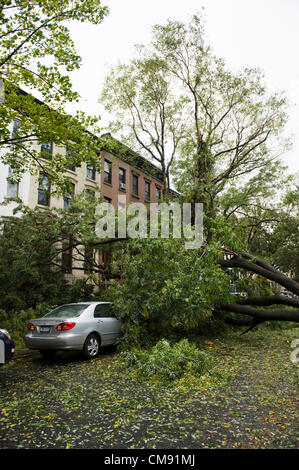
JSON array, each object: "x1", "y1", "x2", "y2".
[{"x1": 67, "y1": 0, "x2": 299, "y2": 173}]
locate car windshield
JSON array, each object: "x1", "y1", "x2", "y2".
[{"x1": 43, "y1": 304, "x2": 89, "y2": 319}]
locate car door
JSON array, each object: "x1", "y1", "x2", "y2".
[{"x1": 93, "y1": 304, "x2": 121, "y2": 346}]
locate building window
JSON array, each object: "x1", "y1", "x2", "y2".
[
  {"x1": 103, "y1": 249, "x2": 111, "y2": 265},
  {"x1": 66, "y1": 146, "x2": 76, "y2": 172},
  {"x1": 104, "y1": 196, "x2": 112, "y2": 204},
  {"x1": 119, "y1": 167, "x2": 126, "y2": 189},
  {"x1": 132, "y1": 174, "x2": 139, "y2": 196},
  {"x1": 6, "y1": 166, "x2": 19, "y2": 198},
  {"x1": 145, "y1": 180, "x2": 151, "y2": 201},
  {"x1": 61, "y1": 242, "x2": 72, "y2": 274},
  {"x1": 87, "y1": 163, "x2": 96, "y2": 180},
  {"x1": 156, "y1": 186, "x2": 161, "y2": 201},
  {"x1": 64, "y1": 182, "x2": 75, "y2": 210},
  {"x1": 38, "y1": 174, "x2": 50, "y2": 206},
  {"x1": 11, "y1": 119, "x2": 21, "y2": 139},
  {"x1": 84, "y1": 245, "x2": 94, "y2": 274},
  {"x1": 41, "y1": 143, "x2": 52, "y2": 160},
  {"x1": 85, "y1": 188, "x2": 95, "y2": 200},
  {"x1": 10, "y1": 119, "x2": 21, "y2": 158},
  {"x1": 104, "y1": 159, "x2": 112, "y2": 184}
]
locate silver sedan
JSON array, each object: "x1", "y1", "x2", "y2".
[{"x1": 25, "y1": 302, "x2": 121, "y2": 359}]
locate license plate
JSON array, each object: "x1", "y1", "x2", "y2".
[{"x1": 40, "y1": 327, "x2": 50, "y2": 333}]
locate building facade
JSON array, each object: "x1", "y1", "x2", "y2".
[
  {"x1": 0, "y1": 125, "x2": 165, "y2": 283},
  {"x1": 0, "y1": 131, "x2": 163, "y2": 215},
  {"x1": 99, "y1": 134, "x2": 163, "y2": 208},
  {"x1": 0, "y1": 120, "x2": 32, "y2": 218}
]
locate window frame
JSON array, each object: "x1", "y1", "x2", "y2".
[
  {"x1": 104, "y1": 159, "x2": 112, "y2": 184},
  {"x1": 37, "y1": 174, "x2": 51, "y2": 206},
  {"x1": 6, "y1": 166, "x2": 19, "y2": 198},
  {"x1": 40, "y1": 142, "x2": 53, "y2": 160},
  {"x1": 86, "y1": 163, "x2": 96, "y2": 181},
  {"x1": 66, "y1": 146, "x2": 76, "y2": 172},
  {"x1": 145, "y1": 180, "x2": 151, "y2": 201},
  {"x1": 156, "y1": 185, "x2": 162, "y2": 201},
  {"x1": 132, "y1": 173, "x2": 139, "y2": 196},
  {"x1": 119, "y1": 167, "x2": 126, "y2": 188},
  {"x1": 64, "y1": 182, "x2": 75, "y2": 210},
  {"x1": 11, "y1": 119, "x2": 21, "y2": 140}
]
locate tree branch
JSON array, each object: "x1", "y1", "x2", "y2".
[
  {"x1": 0, "y1": 12, "x2": 67, "y2": 67},
  {"x1": 219, "y1": 303, "x2": 299, "y2": 322},
  {"x1": 218, "y1": 255, "x2": 299, "y2": 296},
  {"x1": 236, "y1": 295, "x2": 299, "y2": 309}
]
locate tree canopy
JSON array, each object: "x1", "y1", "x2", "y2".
[
  {"x1": 1, "y1": 11, "x2": 297, "y2": 339},
  {"x1": 101, "y1": 15, "x2": 298, "y2": 335},
  {"x1": 101, "y1": 15, "x2": 291, "y2": 214},
  {"x1": 0, "y1": 191, "x2": 116, "y2": 311},
  {"x1": 0, "y1": 0, "x2": 108, "y2": 191},
  {"x1": 101, "y1": 58, "x2": 189, "y2": 195}
]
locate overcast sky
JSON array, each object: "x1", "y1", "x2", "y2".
[{"x1": 68, "y1": 0, "x2": 299, "y2": 172}]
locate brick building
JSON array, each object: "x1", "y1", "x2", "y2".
[{"x1": 0, "y1": 121, "x2": 170, "y2": 283}]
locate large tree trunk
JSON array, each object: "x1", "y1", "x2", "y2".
[
  {"x1": 216, "y1": 251, "x2": 299, "y2": 330},
  {"x1": 218, "y1": 254, "x2": 299, "y2": 296}
]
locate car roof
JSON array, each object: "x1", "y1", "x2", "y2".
[{"x1": 61, "y1": 302, "x2": 111, "y2": 305}]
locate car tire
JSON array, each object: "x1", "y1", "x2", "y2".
[
  {"x1": 39, "y1": 350, "x2": 56, "y2": 359},
  {"x1": 82, "y1": 334, "x2": 100, "y2": 359}
]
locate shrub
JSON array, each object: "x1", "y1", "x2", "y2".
[
  {"x1": 0, "y1": 303, "x2": 57, "y2": 349},
  {"x1": 122, "y1": 338, "x2": 212, "y2": 383}
]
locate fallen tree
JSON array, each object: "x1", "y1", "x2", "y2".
[{"x1": 217, "y1": 251, "x2": 299, "y2": 331}]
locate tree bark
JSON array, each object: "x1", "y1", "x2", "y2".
[
  {"x1": 236, "y1": 295, "x2": 299, "y2": 308},
  {"x1": 218, "y1": 255, "x2": 299, "y2": 296},
  {"x1": 220, "y1": 303, "x2": 299, "y2": 323},
  {"x1": 216, "y1": 251, "x2": 299, "y2": 327}
]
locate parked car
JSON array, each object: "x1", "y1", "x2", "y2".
[
  {"x1": 25, "y1": 302, "x2": 121, "y2": 359},
  {"x1": 0, "y1": 329, "x2": 15, "y2": 366}
]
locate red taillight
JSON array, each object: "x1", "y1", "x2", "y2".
[
  {"x1": 56, "y1": 322, "x2": 76, "y2": 332},
  {"x1": 27, "y1": 323, "x2": 36, "y2": 331}
]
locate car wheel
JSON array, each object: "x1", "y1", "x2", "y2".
[
  {"x1": 82, "y1": 334, "x2": 100, "y2": 359},
  {"x1": 40, "y1": 350, "x2": 56, "y2": 359}
]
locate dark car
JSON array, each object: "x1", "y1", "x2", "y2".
[{"x1": 0, "y1": 329, "x2": 15, "y2": 366}]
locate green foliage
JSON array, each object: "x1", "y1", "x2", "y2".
[
  {"x1": 248, "y1": 184, "x2": 299, "y2": 280},
  {"x1": 102, "y1": 14, "x2": 289, "y2": 221},
  {"x1": 106, "y1": 238, "x2": 233, "y2": 347},
  {"x1": 0, "y1": 0, "x2": 108, "y2": 189},
  {"x1": 0, "y1": 303, "x2": 54, "y2": 349},
  {"x1": 0, "y1": 194, "x2": 106, "y2": 312},
  {"x1": 0, "y1": 213, "x2": 67, "y2": 311},
  {"x1": 122, "y1": 338, "x2": 212, "y2": 383},
  {"x1": 101, "y1": 57, "x2": 189, "y2": 193}
]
